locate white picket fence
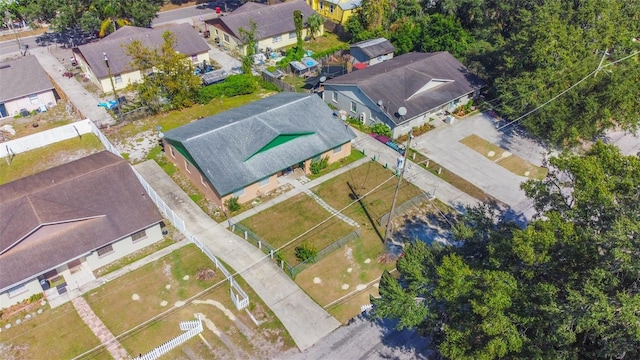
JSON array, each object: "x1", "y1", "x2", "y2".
[
  {"x1": 1, "y1": 119, "x2": 250, "y2": 310},
  {"x1": 133, "y1": 315, "x2": 204, "y2": 360}
]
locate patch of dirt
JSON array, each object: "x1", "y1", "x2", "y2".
[
  {"x1": 113, "y1": 129, "x2": 158, "y2": 163},
  {"x1": 0, "y1": 342, "x2": 29, "y2": 360}
]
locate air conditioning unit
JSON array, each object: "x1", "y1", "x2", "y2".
[{"x1": 359, "y1": 112, "x2": 367, "y2": 124}]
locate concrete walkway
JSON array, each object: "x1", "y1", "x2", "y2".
[
  {"x1": 134, "y1": 160, "x2": 341, "y2": 351},
  {"x1": 29, "y1": 46, "x2": 115, "y2": 127},
  {"x1": 303, "y1": 189, "x2": 359, "y2": 227},
  {"x1": 72, "y1": 297, "x2": 129, "y2": 360},
  {"x1": 351, "y1": 129, "x2": 481, "y2": 213}
]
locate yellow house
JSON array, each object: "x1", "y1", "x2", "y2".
[
  {"x1": 208, "y1": 0, "x2": 323, "y2": 56},
  {"x1": 307, "y1": 0, "x2": 361, "y2": 24},
  {"x1": 73, "y1": 24, "x2": 211, "y2": 93}
]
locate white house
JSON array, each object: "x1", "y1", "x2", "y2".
[{"x1": 0, "y1": 56, "x2": 57, "y2": 118}]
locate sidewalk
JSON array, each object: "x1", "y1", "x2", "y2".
[
  {"x1": 350, "y1": 130, "x2": 480, "y2": 213},
  {"x1": 29, "y1": 46, "x2": 115, "y2": 127},
  {"x1": 134, "y1": 160, "x2": 341, "y2": 351}
]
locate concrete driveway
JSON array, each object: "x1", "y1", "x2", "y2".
[{"x1": 412, "y1": 112, "x2": 552, "y2": 222}]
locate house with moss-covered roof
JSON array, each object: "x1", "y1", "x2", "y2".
[{"x1": 162, "y1": 92, "x2": 355, "y2": 207}]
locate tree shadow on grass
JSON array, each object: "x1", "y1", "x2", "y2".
[{"x1": 347, "y1": 181, "x2": 384, "y2": 243}]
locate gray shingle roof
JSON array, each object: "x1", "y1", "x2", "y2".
[
  {"x1": 164, "y1": 93, "x2": 355, "y2": 196},
  {"x1": 350, "y1": 38, "x2": 395, "y2": 58},
  {"x1": 0, "y1": 56, "x2": 54, "y2": 103},
  {"x1": 325, "y1": 52, "x2": 485, "y2": 124},
  {"x1": 211, "y1": 0, "x2": 317, "y2": 40},
  {"x1": 0, "y1": 151, "x2": 163, "y2": 291},
  {"x1": 74, "y1": 23, "x2": 210, "y2": 78}
]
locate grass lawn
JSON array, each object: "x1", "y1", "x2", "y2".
[
  {"x1": 308, "y1": 149, "x2": 367, "y2": 179},
  {"x1": 105, "y1": 90, "x2": 276, "y2": 145},
  {"x1": 291, "y1": 162, "x2": 424, "y2": 321},
  {"x1": 0, "y1": 133, "x2": 104, "y2": 185},
  {"x1": 240, "y1": 193, "x2": 355, "y2": 265},
  {"x1": 407, "y1": 148, "x2": 494, "y2": 202},
  {"x1": 85, "y1": 244, "x2": 223, "y2": 336},
  {"x1": 460, "y1": 134, "x2": 548, "y2": 179},
  {"x1": 0, "y1": 302, "x2": 102, "y2": 360},
  {"x1": 305, "y1": 32, "x2": 349, "y2": 55},
  {"x1": 120, "y1": 279, "x2": 295, "y2": 359},
  {"x1": 0, "y1": 27, "x2": 48, "y2": 42},
  {"x1": 296, "y1": 234, "x2": 391, "y2": 323}
]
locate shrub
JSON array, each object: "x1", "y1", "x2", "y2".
[
  {"x1": 260, "y1": 80, "x2": 281, "y2": 92},
  {"x1": 310, "y1": 156, "x2": 329, "y2": 174},
  {"x1": 196, "y1": 74, "x2": 257, "y2": 104},
  {"x1": 295, "y1": 243, "x2": 318, "y2": 263},
  {"x1": 29, "y1": 293, "x2": 43, "y2": 303},
  {"x1": 371, "y1": 123, "x2": 392, "y2": 137},
  {"x1": 225, "y1": 196, "x2": 241, "y2": 212}
]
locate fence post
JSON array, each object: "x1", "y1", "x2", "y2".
[
  {"x1": 244, "y1": 231, "x2": 248, "y2": 240},
  {"x1": 270, "y1": 250, "x2": 274, "y2": 259},
  {"x1": 280, "y1": 260, "x2": 284, "y2": 269},
  {"x1": 258, "y1": 240, "x2": 261, "y2": 249}
]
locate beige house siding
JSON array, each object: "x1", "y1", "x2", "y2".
[
  {"x1": 215, "y1": 26, "x2": 321, "y2": 56},
  {"x1": 2, "y1": 90, "x2": 56, "y2": 117},
  {"x1": 85, "y1": 223, "x2": 163, "y2": 270},
  {"x1": 0, "y1": 278, "x2": 41, "y2": 309},
  {"x1": 98, "y1": 70, "x2": 143, "y2": 93},
  {"x1": 0, "y1": 223, "x2": 163, "y2": 309}
]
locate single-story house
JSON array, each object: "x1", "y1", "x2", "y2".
[
  {"x1": 308, "y1": 0, "x2": 362, "y2": 24},
  {"x1": 73, "y1": 23, "x2": 210, "y2": 93},
  {"x1": 350, "y1": 38, "x2": 395, "y2": 66},
  {"x1": 163, "y1": 92, "x2": 355, "y2": 208},
  {"x1": 323, "y1": 52, "x2": 486, "y2": 138},
  {"x1": 0, "y1": 56, "x2": 57, "y2": 118},
  {"x1": 208, "y1": 0, "x2": 322, "y2": 56},
  {"x1": 0, "y1": 151, "x2": 164, "y2": 309}
]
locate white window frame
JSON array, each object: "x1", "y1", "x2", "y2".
[
  {"x1": 289, "y1": 31, "x2": 296, "y2": 39},
  {"x1": 350, "y1": 101, "x2": 357, "y2": 113},
  {"x1": 272, "y1": 35, "x2": 282, "y2": 43},
  {"x1": 320, "y1": 1, "x2": 323, "y2": 9},
  {"x1": 7, "y1": 283, "x2": 29, "y2": 298},
  {"x1": 29, "y1": 94, "x2": 39, "y2": 104},
  {"x1": 330, "y1": 4, "x2": 334, "y2": 13},
  {"x1": 200, "y1": 175, "x2": 208, "y2": 187},
  {"x1": 169, "y1": 146, "x2": 175, "y2": 159},
  {"x1": 223, "y1": 34, "x2": 230, "y2": 42},
  {"x1": 184, "y1": 159, "x2": 190, "y2": 174},
  {"x1": 114, "y1": 75, "x2": 122, "y2": 84},
  {"x1": 332, "y1": 92, "x2": 338, "y2": 103}
]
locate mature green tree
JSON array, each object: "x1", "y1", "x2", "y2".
[
  {"x1": 15, "y1": 0, "x2": 161, "y2": 33},
  {"x1": 306, "y1": 13, "x2": 323, "y2": 40},
  {"x1": 126, "y1": 30, "x2": 202, "y2": 113},
  {"x1": 374, "y1": 142, "x2": 640, "y2": 359},
  {"x1": 418, "y1": 14, "x2": 472, "y2": 58},
  {"x1": 238, "y1": 20, "x2": 257, "y2": 77}
]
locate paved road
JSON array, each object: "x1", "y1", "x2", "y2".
[
  {"x1": 134, "y1": 160, "x2": 341, "y2": 351},
  {"x1": 281, "y1": 314, "x2": 432, "y2": 360},
  {"x1": 153, "y1": 1, "x2": 242, "y2": 26}
]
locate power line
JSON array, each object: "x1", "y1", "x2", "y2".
[{"x1": 497, "y1": 50, "x2": 640, "y2": 131}]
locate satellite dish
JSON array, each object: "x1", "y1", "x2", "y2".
[
  {"x1": 398, "y1": 107, "x2": 407, "y2": 116},
  {"x1": 319, "y1": 76, "x2": 327, "y2": 82},
  {"x1": 378, "y1": 100, "x2": 384, "y2": 106}
]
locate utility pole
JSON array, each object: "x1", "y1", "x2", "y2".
[
  {"x1": 5, "y1": 11, "x2": 23, "y2": 54},
  {"x1": 103, "y1": 52, "x2": 123, "y2": 119},
  {"x1": 384, "y1": 129, "x2": 413, "y2": 246}
]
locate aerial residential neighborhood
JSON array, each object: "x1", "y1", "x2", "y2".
[{"x1": 1, "y1": 1, "x2": 639, "y2": 359}]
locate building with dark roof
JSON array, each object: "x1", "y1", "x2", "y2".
[
  {"x1": 323, "y1": 52, "x2": 486, "y2": 138},
  {"x1": 0, "y1": 151, "x2": 164, "y2": 308},
  {"x1": 73, "y1": 24, "x2": 210, "y2": 93},
  {"x1": 163, "y1": 93, "x2": 355, "y2": 207},
  {"x1": 349, "y1": 38, "x2": 395, "y2": 66},
  {"x1": 208, "y1": 0, "x2": 322, "y2": 55},
  {"x1": 0, "y1": 56, "x2": 57, "y2": 118}
]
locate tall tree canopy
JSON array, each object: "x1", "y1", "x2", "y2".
[
  {"x1": 126, "y1": 31, "x2": 202, "y2": 113},
  {"x1": 6, "y1": 0, "x2": 162, "y2": 35},
  {"x1": 374, "y1": 142, "x2": 640, "y2": 359},
  {"x1": 346, "y1": 0, "x2": 640, "y2": 145}
]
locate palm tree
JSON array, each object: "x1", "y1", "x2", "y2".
[{"x1": 307, "y1": 13, "x2": 324, "y2": 40}]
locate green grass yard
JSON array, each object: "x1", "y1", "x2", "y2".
[{"x1": 0, "y1": 134, "x2": 104, "y2": 185}]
